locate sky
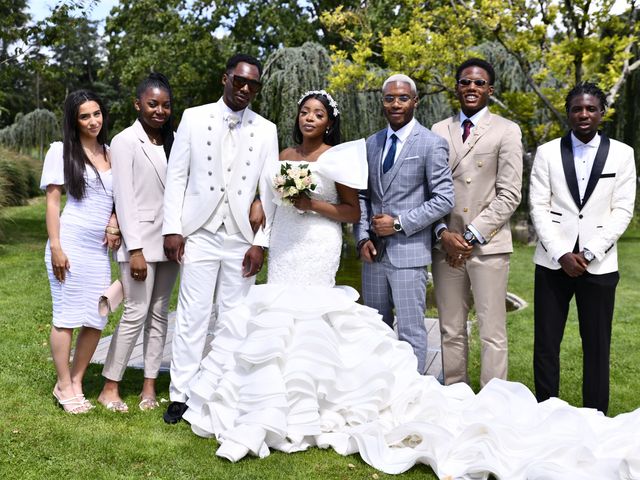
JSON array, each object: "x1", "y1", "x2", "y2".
[
  {"x1": 28, "y1": 0, "x2": 631, "y2": 23},
  {"x1": 28, "y1": 0, "x2": 120, "y2": 23}
]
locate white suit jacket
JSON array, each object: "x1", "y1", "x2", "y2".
[
  {"x1": 111, "y1": 120, "x2": 169, "y2": 262},
  {"x1": 162, "y1": 99, "x2": 278, "y2": 246},
  {"x1": 530, "y1": 133, "x2": 636, "y2": 274}
]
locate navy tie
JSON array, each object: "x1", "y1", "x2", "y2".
[
  {"x1": 462, "y1": 119, "x2": 473, "y2": 142},
  {"x1": 382, "y1": 134, "x2": 397, "y2": 174}
]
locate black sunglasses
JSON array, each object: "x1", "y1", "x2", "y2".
[
  {"x1": 230, "y1": 74, "x2": 262, "y2": 93},
  {"x1": 457, "y1": 78, "x2": 489, "y2": 87}
]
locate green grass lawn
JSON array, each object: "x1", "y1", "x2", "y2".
[{"x1": 1, "y1": 197, "x2": 639, "y2": 479}]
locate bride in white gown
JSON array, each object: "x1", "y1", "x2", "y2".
[{"x1": 183, "y1": 91, "x2": 640, "y2": 479}]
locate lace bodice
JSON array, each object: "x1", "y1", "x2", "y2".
[
  {"x1": 267, "y1": 167, "x2": 342, "y2": 287},
  {"x1": 266, "y1": 140, "x2": 368, "y2": 287}
]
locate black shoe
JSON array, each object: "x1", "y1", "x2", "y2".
[{"x1": 163, "y1": 401, "x2": 188, "y2": 424}]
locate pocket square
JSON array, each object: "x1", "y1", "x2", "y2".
[
  {"x1": 98, "y1": 280, "x2": 124, "y2": 316},
  {"x1": 600, "y1": 173, "x2": 615, "y2": 178}
]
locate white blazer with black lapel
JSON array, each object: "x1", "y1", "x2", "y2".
[
  {"x1": 530, "y1": 133, "x2": 636, "y2": 275},
  {"x1": 162, "y1": 98, "x2": 278, "y2": 246},
  {"x1": 111, "y1": 119, "x2": 169, "y2": 263},
  {"x1": 355, "y1": 120, "x2": 454, "y2": 268}
]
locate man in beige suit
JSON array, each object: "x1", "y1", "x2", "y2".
[{"x1": 431, "y1": 58, "x2": 523, "y2": 387}]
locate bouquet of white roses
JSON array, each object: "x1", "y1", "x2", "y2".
[{"x1": 273, "y1": 162, "x2": 317, "y2": 205}]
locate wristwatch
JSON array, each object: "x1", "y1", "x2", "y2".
[
  {"x1": 463, "y1": 229, "x2": 478, "y2": 245},
  {"x1": 583, "y1": 249, "x2": 595, "y2": 263},
  {"x1": 393, "y1": 217, "x2": 403, "y2": 232}
]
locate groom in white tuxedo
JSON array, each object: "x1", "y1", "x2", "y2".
[{"x1": 161, "y1": 54, "x2": 279, "y2": 423}]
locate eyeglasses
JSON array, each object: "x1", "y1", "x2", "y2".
[
  {"x1": 457, "y1": 78, "x2": 489, "y2": 87},
  {"x1": 382, "y1": 95, "x2": 414, "y2": 105},
  {"x1": 230, "y1": 74, "x2": 262, "y2": 93}
]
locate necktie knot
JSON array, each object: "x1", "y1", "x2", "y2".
[
  {"x1": 227, "y1": 113, "x2": 241, "y2": 130},
  {"x1": 462, "y1": 119, "x2": 473, "y2": 142}
]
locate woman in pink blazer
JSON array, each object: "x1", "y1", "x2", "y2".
[{"x1": 98, "y1": 73, "x2": 179, "y2": 412}]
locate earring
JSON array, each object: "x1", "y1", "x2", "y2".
[{"x1": 325, "y1": 128, "x2": 329, "y2": 134}]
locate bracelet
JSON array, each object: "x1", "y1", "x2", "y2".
[
  {"x1": 105, "y1": 226, "x2": 121, "y2": 235},
  {"x1": 129, "y1": 251, "x2": 143, "y2": 258}
]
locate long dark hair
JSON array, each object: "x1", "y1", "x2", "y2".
[
  {"x1": 135, "y1": 72, "x2": 175, "y2": 158},
  {"x1": 62, "y1": 90, "x2": 109, "y2": 199},
  {"x1": 293, "y1": 92, "x2": 341, "y2": 146}
]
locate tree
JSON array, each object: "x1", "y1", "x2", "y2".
[
  {"x1": 103, "y1": 0, "x2": 233, "y2": 132},
  {"x1": 323, "y1": 0, "x2": 640, "y2": 149}
]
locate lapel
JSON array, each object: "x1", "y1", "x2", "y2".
[
  {"x1": 371, "y1": 130, "x2": 386, "y2": 194},
  {"x1": 560, "y1": 132, "x2": 610, "y2": 210},
  {"x1": 132, "y1": 119, "x2": 166, "y2": 187},
  {"x1": 582, "y1": 133, "x2": 610, "y2": 207},
  {"x1": 449, "y1": 112, "x2": 491, "y2": 172},
  {"x1": 382, "y1": 122, "x2": 421, "y2": 194}
]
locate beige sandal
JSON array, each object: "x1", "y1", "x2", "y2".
[
  {"x1": 138, "y1": 397, "x2": 159, "y2": 411},
  {"x1": 102, "y1": 400, "x2": 129, "y2": 413}
]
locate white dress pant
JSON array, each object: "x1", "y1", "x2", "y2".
[
  {"x1": 102, "y1": 260, "x2": 179, "y2": 381},
  {"x1": 169, "y1": 228, "x2": 254, "y2": 402}
]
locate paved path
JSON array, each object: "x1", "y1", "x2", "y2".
[{"x1": 90, "y1": 313, "x2": 444, "y2": 378}]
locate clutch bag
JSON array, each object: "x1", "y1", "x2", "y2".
[
  {"x1": 98, "y1": 280, "x2": 124, "y2": 316},
  {"x1": 368, "y1": 230, "x2": 387, "y2": 263}
]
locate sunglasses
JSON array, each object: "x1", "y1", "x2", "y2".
[
  {"x1": 457, "y1": 78, "x2": 489, "y2": 87},
  {"x1": 382, "y1": 95, "x2": 414, "y2": 104},
  {"x1": 230, "y1": 74, "x2": 262, "y2": 93}
]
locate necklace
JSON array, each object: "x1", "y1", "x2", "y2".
[
  {"x1": 148, "y1": 134, "x2": 162, "y2": 145},
  {"x1": 82, "y1": 144, "x2": 109, "y2": 171}
]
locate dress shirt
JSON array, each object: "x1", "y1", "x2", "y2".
[
  {"x1": 459, "y1": 107, "x2": 488, "y2": 139},
  {"x1": 382, "y1": 118, "x2": 416, "y2": 230},
  {"x1": 382, "y1": 118, "x2": 416, "y2": 166},
  {"x1": 571, "y1": 131, "x2": 600, "y2": 203}
]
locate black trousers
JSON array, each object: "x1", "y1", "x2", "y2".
[{"x1": 533, "y1": 265, "x2": 619, "y2": 414}]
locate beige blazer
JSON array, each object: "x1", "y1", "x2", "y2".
[
  {"x1": 432, "y1": 111, "x2": 523, "y2": 254},
  {"x1": 111, "y1": 120, "x2": 169, "y2": 262},
  {"x1": 162, "y1": 98, "x2": 278, "y2": 246},
  {"x1": 530, "y1": 134, "x2": 636, "y2": 274}
]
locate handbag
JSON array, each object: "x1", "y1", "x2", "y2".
[
  {"x1": 368, "y1": 230, "x2": 387, "y2": 262},
  {"x1": 98, "y1": 279, "x2": 124, "y2": 316}
]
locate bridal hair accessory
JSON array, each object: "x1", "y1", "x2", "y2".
[
  {"x1": 98, "y1": 280, "x2": 124, "y2": 316},
  {"x1": 298, "y1": 90, "x2": 340, "y2": 117},
  {"x1": 273, "y1": 163, "x2": 317, "y2": 206}
]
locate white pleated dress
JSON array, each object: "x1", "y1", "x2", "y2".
[
  {"x1": 41, "y1": 142, "x2": 113, "y2": 330},
  {"x1": 184, "y1": 140, "x2": 640, "y2": 479}
]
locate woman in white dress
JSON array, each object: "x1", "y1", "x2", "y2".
[
  {"x1": 98, "y1": 73, "x2": 179, "y2": 413},
  {"x1": 183, "y1": 91, "x2": 640, "y2": 479},
  {"x1": 42, "y1": 90, "x2": 120, "y2": 414}
]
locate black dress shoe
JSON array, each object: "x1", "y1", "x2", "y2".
[{"x1": 163, "y1": 401, "x2": 188, "y2": 424}]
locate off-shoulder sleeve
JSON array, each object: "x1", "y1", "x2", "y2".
[
  {"x1": 316, "y1": 139, "x2": 368, "y2": 189},
  {"x1": 40, "y1": 141, "x2": 65, "y2": 189}
]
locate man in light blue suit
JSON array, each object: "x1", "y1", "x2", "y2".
[{"x1": 355, "y1": 74, "x2": 455, "y2": 373}]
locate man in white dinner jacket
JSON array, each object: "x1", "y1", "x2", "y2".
[
  {"x1": 529, "y1": 82, "x2": 636, "y2": 415},
  {"x1": 161, "y1": 54, "x2": 278, "y2": 423}
]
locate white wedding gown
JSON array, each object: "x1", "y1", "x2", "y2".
[{"x1": 183, "y1": 140, "x2": 640, "y2": 479}]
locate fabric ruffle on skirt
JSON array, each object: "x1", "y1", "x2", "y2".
[{"x1": 184, "y1": 284, "x2": 640, "y2": 480}]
